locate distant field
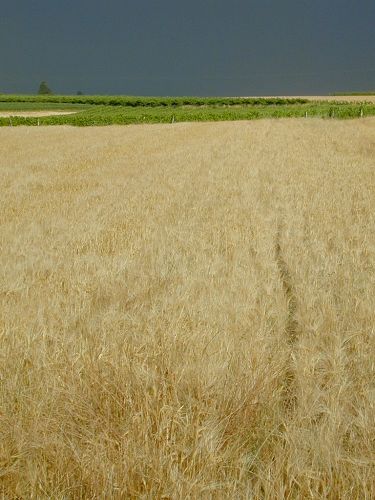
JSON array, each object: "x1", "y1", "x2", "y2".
[
  {"x1": 1, "y1": 101, "x2": 375, "y2": 125},
  {"x1": 1, "y1": 94, "x2": 375, "y2": 125},
  {"x1": 0, "y1": 95, "x2": 375, "y2": 126},
  {"x1": 1, "y1": 119, "x2": 375, "y2": 497}
]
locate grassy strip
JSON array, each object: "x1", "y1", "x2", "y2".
[
  {"x1": 0, "y1": 94, "x2": 310, "y2": 107},
  {"x1": 1, "y1": 103, "x2": 374, "y2": 127},
  {"x1": 0, "y1": 102, "x2": 91, "y2": 111}
]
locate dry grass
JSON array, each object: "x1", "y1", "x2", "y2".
[
  {"x1": 301, "y1": 95, "x2": 375, "y2": 103},
  {"x1": 1, "y1": 119, "x2": 375, "y2": 498}
]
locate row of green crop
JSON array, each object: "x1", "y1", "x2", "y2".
[
  {"x1": 333, "y1": 92, "x2": 375, "y2": 96},
  {"x1": 0, "y1": 94, "x2": 311, "y2": 107},
  {"x1": 1, "y1": 103, "x2": 374, "y2": 127}
]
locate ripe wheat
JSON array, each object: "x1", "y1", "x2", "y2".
[{"x1": 1, "y1": 119, "x2": 374, "y2": 498}]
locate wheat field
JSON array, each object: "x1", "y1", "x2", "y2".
[{"x1": 1, "y1": 119, "x2": 375, "y2": 498}]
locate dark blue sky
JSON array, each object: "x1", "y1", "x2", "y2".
[{"x1": 1, "y1": 0, "x2": 375, "y2": 95}]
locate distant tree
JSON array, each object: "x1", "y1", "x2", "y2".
[
  {"x1": 76, "y1": 90, "x2": 83, "y2": 95},
  {"x1": 38, "y1": 81, "x2": 53, "y2": 95}
]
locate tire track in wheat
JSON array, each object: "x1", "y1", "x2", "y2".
[{"x1": 275, "y1": 220, "x2": 299, "y2": 413}]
